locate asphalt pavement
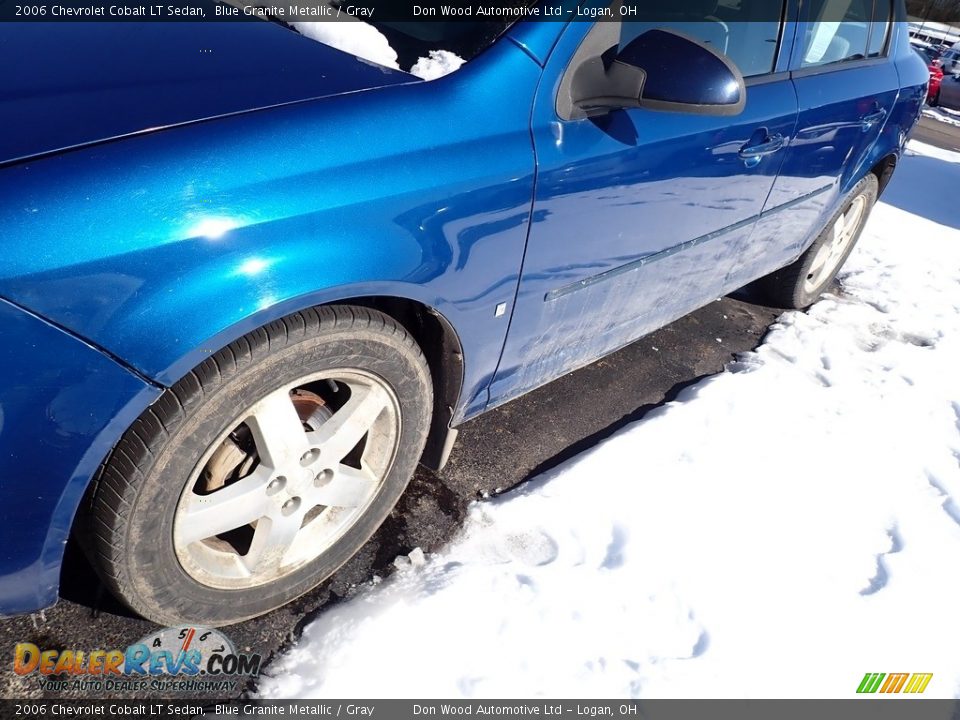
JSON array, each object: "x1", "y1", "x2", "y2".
[
  {"x1": 913, "y1": 114, "x2": 960, "y2": 153},
  {"x1": 3, "y1": 115, "x2": 957, "y2": 701}
]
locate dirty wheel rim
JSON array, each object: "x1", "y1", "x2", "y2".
[
  {"x1": 173, "y1": 369, "x2": 401, "y2": 590},
  {"x1": 804, "y1": 194, "x2": 867, "y2": 294}
]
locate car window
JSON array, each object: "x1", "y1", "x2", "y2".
[
  {"x1": 618, "y1": 0, "x2": 786, "y2": 78},
  {"x1": 800, "y1": 0, "x2": 891, "y2": 68},
  {"x1": 867, "y1": 0, "x2": 893, "y2": 57}
]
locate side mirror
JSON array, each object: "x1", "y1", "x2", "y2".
[{"x1": 572, "y1": 29, "x2": 746, "y2": 118}]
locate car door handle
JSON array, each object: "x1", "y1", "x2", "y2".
[
  {"x1": 861, "y1": 108, "x2": 887, "y2": 131},
  {"x1": 739, "y1": 134, "x2": 785, "y2": 166}
]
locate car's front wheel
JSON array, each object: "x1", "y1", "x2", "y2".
[
  {"x1": 83, "y1": 305, "x2": 432, "y2": 626},
  {"x1": 758, "y1": 173, "x2": 878, "y2": 310}
]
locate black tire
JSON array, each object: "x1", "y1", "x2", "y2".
[
  {"x1": 757, "y1": 174, "x2": 878, "y2": 310},
  {"x1": 83, "y1": 305, "x2": 432, "y2": 626}
]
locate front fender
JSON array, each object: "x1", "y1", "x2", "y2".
[{"x1": 0, "y1": 38, "x2": 541, "y2": 421}]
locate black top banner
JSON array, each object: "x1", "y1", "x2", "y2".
[{"x1": 1, "y1": 0, "x2": 958, "y2": 24}]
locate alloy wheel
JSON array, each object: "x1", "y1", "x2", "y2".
[
  {"x1": 803, "y1": 193, "x2": 867, "y2": 294},
  {"x1": 173, "y1": 369, "x2": 401, "y2": 590}
]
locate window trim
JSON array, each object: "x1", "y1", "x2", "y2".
[
  {"x1": 790, "y1": 54, "x2": 890, "y2": 79},
  {"x1": 745, "y1": 70, "x2": 791, "y2": 87},
  {"x1": 866, "y1": 0, "x2": 894, "y2": 58}
]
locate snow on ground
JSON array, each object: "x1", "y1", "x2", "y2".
[
  {"x1": 257, "y1": 141, "x2": 960, "y2": 699},
  {"x1": 924, "y1": 104, "x2": 960, "y2": 127}
]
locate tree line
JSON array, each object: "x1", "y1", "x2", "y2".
[{"x1": 907, "y1": 0, "x2": 960, "y2": 23}]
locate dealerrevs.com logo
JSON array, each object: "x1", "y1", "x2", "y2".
[{"x1": 13, "y1": 626, "x2": 261, "y2": 693}]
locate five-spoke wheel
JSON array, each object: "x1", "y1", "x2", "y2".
[
  {"x1": 83, "y1": 306, "x2": 432, "y2": 626},
  {"x1": 174, "y1": 371, "x2": 400, "y2": 589},
  {"x1": 803, "y1": 193, "x2": 867, "y2": 295},
  {"x1": 758, "y1": 173, "x2": 878, "y2": 309}
]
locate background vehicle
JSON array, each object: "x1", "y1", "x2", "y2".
[
  {"x1": 0, "y1": 0, "x2": 928, "y2": 625},
  {"x1": 940, "y1": 47, "x2": 960, "y2": 74},
  {"x1": 915, "y1": 46, "x2": 946, "y2": 103},
  {"x1": 934, "y1": 73, "x2": 960, "y2": 110}
]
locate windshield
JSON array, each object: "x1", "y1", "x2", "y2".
[
  {"x1": 225, "y1": 1, "x2": 536, "y2": 78},
  {"x1": 353, "y1": 9, "x2": 534, "y2": 68}
]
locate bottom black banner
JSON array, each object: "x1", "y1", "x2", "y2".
[{"x1": 2, "y1": 700, "x2": 959, "y2": 720}]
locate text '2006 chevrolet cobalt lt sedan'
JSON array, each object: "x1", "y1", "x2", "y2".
[{"x1": 0, "y1": 0, "x2": 927, "y2": 625}]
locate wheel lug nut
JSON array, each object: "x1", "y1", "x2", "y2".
[
  {"x1": 266, "y1": 476, "x2": 287, "y2": 495},
  {"x1": 281, "y1": 497, "x2": 301, "y2": 516},
  {"x1": 300, "y1": 448, "x2": 320, "y2": 466}
]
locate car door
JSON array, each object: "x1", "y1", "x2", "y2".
[
  {"x1": 939, "y1": 73, "x2": 960, "y2": 109},
  {"x1": 488, "y1": 0, "x2": 798, "y2": 406},
  {"x1": 731, "y1": 0, "x2": 900, "y2": 283}
]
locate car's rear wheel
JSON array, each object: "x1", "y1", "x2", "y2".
[
  {"x1": 83, "y1": 305, "x2": 432, "y2": 626},
  {"x1": 758, "y1": 173, "x2": 878, "y2": 310}
]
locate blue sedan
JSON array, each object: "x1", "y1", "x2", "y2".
[{"x1": 0, "y1": 0, "x2": 928, "y2": 625}]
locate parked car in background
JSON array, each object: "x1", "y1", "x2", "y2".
[
  {"x1": 934, "y1": 72, "x2": 960, "y2": 110},
  {"x1": 912, "y1": 42, "x2": 942, "y2": 65},
  {"x1": 0, "y1": 0, "x2": 928, "y2": 626},
  {"x1": 910, "y1": 38, "x2": 942, "y2": 61},
  {"x1": 915, "y1": 47, "x2": 946, "y2": 103},
  {"x1": 940, "y1": 47, "x2": 960, "y2": 75}
]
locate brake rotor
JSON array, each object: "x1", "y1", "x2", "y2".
[{"x1": 200, "y1": 389, "x2": 333, "y2": 493}]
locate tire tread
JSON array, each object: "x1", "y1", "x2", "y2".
[{"x1": 86, "y1": 305, "x2": 430, "y2": 621}]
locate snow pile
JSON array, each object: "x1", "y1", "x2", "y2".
[
  {"x1": 923, "y1": 105, "x2": 960, "y2": 127},
  {"x1": 410, "y1": 50, "x2": 467, "y2": 80},
  {"x1": 257, "y1": 141, "x2": 960, "y2": 699},
  {"x1": 293, "y1": 21, "x2": 399, "y2": 70}
]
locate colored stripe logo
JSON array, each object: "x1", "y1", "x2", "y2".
[{"x1": 857, "y1": 672, "x2": 933, "y2": 694}]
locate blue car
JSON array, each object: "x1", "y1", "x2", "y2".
[{"x1": 0, "y1": 0, "x2": 927, "y2": 625}]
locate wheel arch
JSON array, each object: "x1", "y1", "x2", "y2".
[
  {"x1": 126, "y1": 288, "x2": 467, "y2": 476},
  {"x1": 348, "y1": 295, "x2": 465, "y2": 471},
  {"x1": 55, "y1": 292, "x2": 464, "y2": 608},
  {"x1": 145, "y1": 287, "x2": 465, "y2": 459},
  {"x1": 870, "y1": 152, "x2": 898, "y2": 198}
]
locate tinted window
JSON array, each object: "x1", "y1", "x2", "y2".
[
  {"x1": 620, "y1": 0, "x2": 786, "y2": 78},
  {"x1": 801, "y1": 0, "x2": 892, "y2": 67}
]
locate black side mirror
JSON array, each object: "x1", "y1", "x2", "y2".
[{"x1": 570, "y1": 29, "x2": 746, "y2": 119}]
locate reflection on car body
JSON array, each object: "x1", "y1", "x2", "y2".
[{"x1": 0, "y1": 0, "x2": 928, "y2": 625}]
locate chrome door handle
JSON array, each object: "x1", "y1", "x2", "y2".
[
  {"x1": 861, "y1": 108, "x2": 887, "y2": 131},
  {"x1": 739, "y1": 134, "x2": 786, "y2": 167}
]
